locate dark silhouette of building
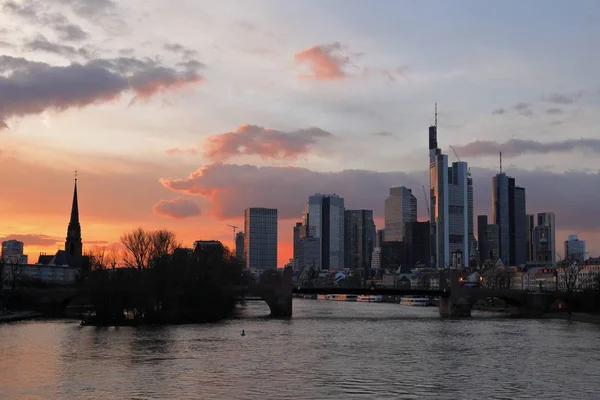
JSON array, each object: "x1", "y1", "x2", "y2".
[
  {"x1": 65, "y1": 177, "x2": 82, "y2": 258},
  {"x1": 477, "y1": 215, "x2": 488, "y2": 265},
  {"x1": 492, "y1": 173, "x2": 527, "y2": 266},
  {"x1": 404, "y1": 221, "x2": 430, "y2": 267},
  {"x1": 380, "y1": 241, "x2": 406, "y2": 270},
  {"x1": 235, "y1": 232, "x2": 245, "y2": 261},
  {"x1": 344, "y1": 210, "x2": 375, "y2": 271}
]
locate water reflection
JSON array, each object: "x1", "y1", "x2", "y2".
[{"x1": 1, "y1": 300, "x2": 600, "y2": 399}]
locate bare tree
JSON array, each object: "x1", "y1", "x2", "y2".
[
  {"x1": 121, "y1": 228, "x2": 180, "y2": 270},
  {"x1": 8, "y1": 256, "x2": 24, "y2": 294},
  {"x1": 558, "y1": 259, "x2": 585, "y2": 315},
  {"x1": 86, "y1": 246, "x2": 120, "y2": 271}
]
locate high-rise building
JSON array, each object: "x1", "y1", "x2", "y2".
[
  {"x1": 380, "y1": 241, "x2": 406, "y2": 270},
  {"x1": 65, "y1": 177, "x2": 83, "y2": 258},
  {"x1": 486, "y1": 224, "x2": 500, "y2": 262},
  {"x1": 468, "y1": 177, "x2": 476, "y2": 260},
  {"x1": 405, "y1": 221, "x2": 430, "y2": 267},
  {"x1": 304, "y1": 194, "x2": 345, "y2": 271},
  {"x1": 235, "y1": 232, "x2": 245, "y2": 261},
  {"x1": 297, "y1": 237, "x2": 320, "y2": 271},
  {"x1": 477, "y1": 215, "x2": 489, "y2": 265},
  {"x1": 429, "y1": 114, "x2": 469, "y2": 269},
  {"x1": 384, "y1": 187, "x2": 416, "y2": 242},
  {"x1": 293, "y1": 222, "x2": 302, "y2": 268},
  {"x1": 371, "y1": 247, "x2": 381, "y2": 270},
  {"x1": 533, "y1": 225, "x2": 552, "y2": 265},
  {"x1": 492, "y1": 173, "x2": 527, "y2": 266},
  {"x1": 537, "y1": 212, "x2": 556, "y2": 264},
  {"x1": 375, "y1": 229, "x2": 385, "y2": 247},
  {"x1": 564, "y1": 234, "x2": 586, "y2": 262},
  {"x1": 526, "y1": 214, "x2": 535, "y2": 262},
  {"x1": 1, "y1": 239, "x2": 27, "y2": 264},
  {"x1": 344, "y1": 210, "x2": 375, "y2": 272},
  {"x1": 244, "y1": 207, "x2": 277, "y2": 270}
]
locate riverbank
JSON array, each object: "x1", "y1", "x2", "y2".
[{"x1": 0, "y1": 311, "x2": 43, "y2": 323}]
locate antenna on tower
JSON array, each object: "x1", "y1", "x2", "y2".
[
  {"x1": 434, "y1": 102, "x2": 438, "y2": 128},
  {"x1": 499, "y1": 152, "x2": 503, "y2": 174},
  {"x1": 74, "y1": 170, "x2": 78, "y2": 183}
]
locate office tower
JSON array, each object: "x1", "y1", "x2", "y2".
[
  {"x1": 244, "y1": 207, "x2": 277, "y2": 270},
  {"x1": 429, "y1": 109, "x2": 469, "y2": 269},
  {"x1": 486, "y1": 224, "x2": 500, "y2": 262},
  {"x1": 380, "y1": 241, "x2": 406, "y2": 270},
  {"x1": 526, "y1": 214, "x2": 535, "y2": 262},
  {"x1": 477, "y1": 215, "x2": 489, "y2": 265},
  {"x1": 292, "y1": 222, "x2": 302, "y2": 268},
  {"x1": 405, "y1": 221, "x2": 430, "y2": 267},
  {"x1": 344, "y1": 210, "x2": 375, "y2": 271},
  {"x1": 297, "y1": 237, "x2": 321, "y2": 271},
  {"x1": 492, "y1": 172, "x2": 527, "y2": 266},
  {"x1": 235, "y1": 232, "x2": 245, "y2": 261},
  {"x1": 304, "y1": 194, "x2": 345, "y2": 271},
  {"x1": 1, "y1": 239, "x2": 27, "y2": 264},
  {"x1": 468, "y1": 176, "x2": 476, "y2": 260},
  {"x1": 375, "y1": 229, "x2": 385, "y2": 247},
  {"x1": 371, "y1": 247, "x2": 381, "y2": 270},
  {"x1": 384, "y1": 187, "x2": 417, "y2": 241},
  {"x1": 537, "y1": 212, "x2": 556, "y2": 264},
  {"x1": 533, "y1": 225, "x2": 552, "y2": 264},
  {"x1": 564, "y1": 234, "x2": 586, "y2": 262}
]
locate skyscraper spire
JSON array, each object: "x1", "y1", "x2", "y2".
[{"x1": 65, "y1": 171, "x2": 82, "y2": 257}]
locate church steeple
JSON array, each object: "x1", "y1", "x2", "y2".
[{"x1": 65, "y1": 172, "x2": 82, "y2": 258}]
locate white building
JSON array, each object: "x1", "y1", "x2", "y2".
[
  {"x1": 304, "y1": 194, "x2": 345, "y2": 271},
  {"x1": 384, "y1": 187, "x2": 416, "y2": 242},
  {"x1": 244, "y1": 207, "x2": 278, "y2": 270},
  {"x1": 371, "y1": 247, "x2": 381, "y2": 270}
]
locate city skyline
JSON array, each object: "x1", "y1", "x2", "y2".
[{"x1": 1, "y1": 0, "x2": 599, "y2": 266}]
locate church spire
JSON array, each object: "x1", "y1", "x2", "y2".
[{"x1": 65, "y1": 171, "x2": 82, "y2": 258}]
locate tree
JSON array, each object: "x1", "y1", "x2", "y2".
[
  {"x1": 8, "y1": 256, "x2": 24, "y2": 294},
  {"x1": 120, "y1": 228, "x2": 180, "y2": 270},
  {"x1": 558, "y1": 259, "x2": 585, "y2": 315},
  {"x1": 416, "y1": 270, "x2": 436, "y2": 289}
]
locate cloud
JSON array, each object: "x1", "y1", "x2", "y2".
[
  {"x1": 60, "y1": 0, "x2": 117, "y2": 19},
  {"x1": 54, "y1": 23, "x2": 89, "y2": 41},
  {"x1": 24, "y1": 35, "x2": 91, "y2": 59},
  {"x1": 541, "y1": 92, "x2": 582, "y2": 104},
  {"x1": 294, "y1": 42, "x2": 350, "y2": 80},
  {"x1": 165, "y1": 147, "x2": 198, "y2": 155},
  {"x1": 452, "y1": 138, "x2": 600, "y2": 158},
  {"x1": 164, "y1": 43, "x2": 197, "y2": 59},
  {"x1": 513, "y1": 102, "x2": 534, "y2": 116},
  {"x1": 160, "y1": 163, "x2": 600, "y2": 233},
  {"x1": 153, "y1": 197, "x2": 201, "y2": 219},
  {"x1": 203, "y1": 124, "x2": 333, "y2": 161},
  {"x1": 0, "y1": 55, "x2": 204, "y2": 128},
  {"x1": 492, "y1": 108, "x2": 506, "y2": 115},
  {"x1": 373, "y1": 131, "x2": 393, "y2": 137},
  {"x1": 546, "y1": 108, "x2": 563, "y2": 115},
  {"x1": 0, "y1": 233, "x2": 61, "y2": 247}
]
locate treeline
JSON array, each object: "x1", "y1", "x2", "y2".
[{"x1": 84, "y1": 228, "x2": 247, "y2": 325}]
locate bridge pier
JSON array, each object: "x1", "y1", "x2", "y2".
[
  {"x1": 267, "y1": 266, "x2": 293, "y2": 318},
  {"x1": 438, "y1": 270, "x2": 472, "y2": 317}
]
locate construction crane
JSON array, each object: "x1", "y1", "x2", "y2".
[
  {"x1": 450, "y1": 145, "x2": 471, "y2": 176},
  {"x1": 422, "y1": 185, "x2": 430, "y2": 216},
  {"x1": 226, "y1": 224, "x2": 238, "y2": 242}
]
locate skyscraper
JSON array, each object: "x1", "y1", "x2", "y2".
[
  {"x1": 526, "y1": 214, "x2": 535, "y2": 262},
  {"x1": 293, "y1": 222, "x2": 301, "y2": 269},
  {"x1": 467, "y1": 176, "x2": 476, "y2": 260},
  {"x1": 492, "y1": 172, "x2": 527, "y2": 266},
  {"x1": 477, "y1": 215, "x2": 489, "y2": 265},
  {"x1": 375, "y1": 229, "x2": 385, "y2": 247},
  {"x1": 235, "y1": 232, "x2": 245, "y2": 261},
  {"x1": 429, "y1": 121, "x2": 449, "y2": 268},
  {"x1": 304, "y1": 194, "x2": 345, "y2": 270},
  {"x1": 65, "y1": 176, "x2": 82, "y2": 258},
  {"x1": 405, "y1": 221, "x2": 430, "y2": 267},
  {"x1": 564, "y1": 234, "x2": 586, "y2": 262},
  {"x1": 384, "y1": 187, "x2": 416, "y2": 241},
  {"x1": 537, "y1": 212, "x2": 556, "y2": 264},
  {"x1": 244, "y1": 207, "x2": 277, "y2": 270},
  {"x1": 344, "y1": 210, "x2": 375, "y2": 271}
]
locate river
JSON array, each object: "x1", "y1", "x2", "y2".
[{"x1": 1, "y1": 299, "x2": 600, "y2": 399}]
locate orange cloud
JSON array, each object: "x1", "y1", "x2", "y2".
[
  {"x1": 153, "y1": 197, "x2": 201, "y2": 219},
  {"x1": 0, "y1": 234, "x2": 61, "y2": 247},
  {"x1": 165, "y1": 147, "x2": 198, "y2": 155},
  {"x1": 204, "y1": 124, "x2": 332, "y2": 161},
  {"x1": 294, "y1": 42, "x2": 350, "y2": 80}
]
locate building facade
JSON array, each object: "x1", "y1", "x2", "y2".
[
  {"x1": 344, "y1": 210, "x2": 375, "y2": 272},
  {"x1": 1, "y1": 239, "x2": 28, "y2": 264},
  {"x1": 537, "y1": 212, "x2": 556, "y2": 264},
  {"x1": 304, "y1": 194, "x2": 345, "y2": 271},
  {"x1": 526, "y1": 214, "x2": 535, "y2": 262},
  {"x1": 244, "y1": 207, "x2": 278, "y2": 270},
  {"x1": 384, "y1": 187, "x2": 416, "y2": 242},
  {"x1": 477, "y1": 215, "x2": 489, "y2": 265},
  {"x1": 492, "y1": 173, "x2": 527, "y2": 266},
  {"x1": 564, "y1": 234, "x2": 586, "y2": 262},
  {"x1": 235, "y1": 232, "x2": 245, "y2": 261},
  {"x1": 405, "y1": 221, "x2": 430, "y2": 267}
]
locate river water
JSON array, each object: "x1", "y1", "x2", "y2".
[{"x1": 1, "y1": 299, "x2": 600, "y2": 399}]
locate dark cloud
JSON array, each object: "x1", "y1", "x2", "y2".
[
  {"x1": 550, "y1": 121, "x2": 564, "y2": 126},
  {"x1": 164, "y1": 43, "x2": 197, "y2": 59},
  {"x1": 492, "y1": 108, "x2": 506, "y2": 115},
  {"x1": 0, "y1": 55, "x2": 204, "y2": 128},
  {"x1": 118, "y1": 48, "x2": 134, "y2": 55},
  {"x1": 513, "y1": 102, "x2": 533, "y2": 117},
  {"x1": 452, "y1": 138, "x2": 600, "y2": 158},
  {"x1": 177, "y1": 59, "x2": 205, "y2": 71},
  {"x1": 0, "y1": 233, "x2": 61, "y2": 246},
  {"x1": 160, "y1": 163, "x2": 600, "y2": 233},
  {"x1": 24, "y1": 35, "x2": 91, "y2": 59},
  {"x1": 541, "y1": 92, "x2": 583, "y2": 104},
  {"x1": 3, "y1": 0, "x2": 89, "y2": 41},
  {"x1": 546, "y1": 108, "x2": 563, "y2": 115},
  {"x1": 54, "y1": 0, "x2": 117, "y2": 20},
  {"x1": 153, "y1": 197, "x2": 201, "y2": 219},
  {"x1": 203, "y1": 124, "x2": 333, "y2": 161},
  {"x1": 373, "y1": 131, "x2": 393, "y2": 137}
]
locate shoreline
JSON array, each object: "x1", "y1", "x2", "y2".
[{"x1": 0, "y1": 311, "x2": 44, "y2": 323}]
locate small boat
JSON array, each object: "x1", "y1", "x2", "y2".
[
  {"x1": 400, "y1": 296, "x2": 430, "y2": 306},
  {"x1": 328, "y1": 294, "x2": 358, "y2": 301},
  {"x1": 357, "y1": 295, "x2": 383, "y2": 303},
  {"x1": 241, "y1": 329, "x2": 246, "y2": 336}
]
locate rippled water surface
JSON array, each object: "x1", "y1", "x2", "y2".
[{"x1": 2, "y1": 300, "x2": 600, "y2": 399}]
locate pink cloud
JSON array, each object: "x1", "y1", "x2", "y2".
[
  {"x1": 203, "y1": 124, "x2": 332, "y2": 161},
  {"x1": 165, "y1": 147, "x2": 198, "y2": 155},
  {"x1": 294, "y1": 42, "x2": 350, "y2": 80},
  {"x1": 152, "y1": 197, "x2": 201, "y2": 219}
]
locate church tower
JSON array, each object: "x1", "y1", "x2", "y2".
[{"x1": 65, "y1": 173, "x2": 83, "y2": 258}]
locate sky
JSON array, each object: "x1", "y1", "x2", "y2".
[{"x1": 1, "y1": 0, "x2": 599, "y2": 266}]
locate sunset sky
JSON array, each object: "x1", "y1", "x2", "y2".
[{"x1": 1, "y1": 0, "x2": 599, "y2": 266}]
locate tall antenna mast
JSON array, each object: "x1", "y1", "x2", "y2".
[
  {"x1": 434, "y1": 102, "x2": 438, "y2": 128},
  {"x1": 499, "y1": 152, "x2": 502, "y2": 174}
]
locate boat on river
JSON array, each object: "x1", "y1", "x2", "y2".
[
  {"x1": 316, "y1": 294, "x2": 358, "y2": 301},
  {"x1": 400, "y1": 296, "x2": 430, "y2": 306},
  {"x1": 357, "y1": 295, "x2": 383, "y2": 303}
]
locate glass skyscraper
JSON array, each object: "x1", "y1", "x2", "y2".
[
  {"x1": 244, "y1": 207, "x2": 278, "y2": 270},
  {"x1": 384, "y1": 187, "x2": 417, "y2": 242}
]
